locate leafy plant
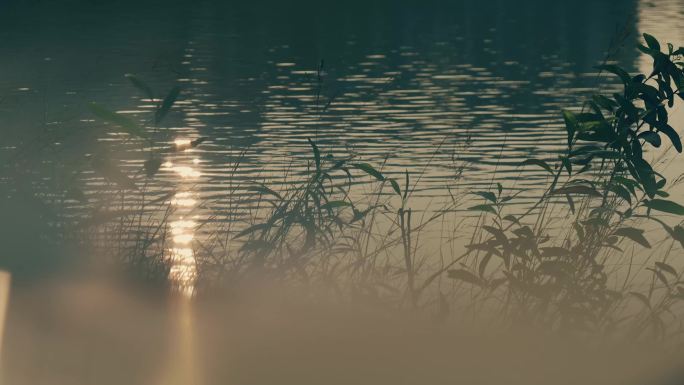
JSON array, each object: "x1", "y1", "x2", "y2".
[{"x1": 447, "y1": 34, "x2": 684, "y2": 337}]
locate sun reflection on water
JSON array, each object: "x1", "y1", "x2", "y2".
[
  {"x1": 171, "y1": 192, "x2": 198, "y2": 207},
  {"x1": 165, "y1": 136, "x2": 203, "y2": 297},
  {"x1": 168, "y1": 213, "x2": 198, "y2": 296}
]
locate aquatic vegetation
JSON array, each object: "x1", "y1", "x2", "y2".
[
  {"x1": 3, "y1": 31, "x2": 684, "y2": 345},
  {"x1": 446, "y1": 33, "x2": 684, "y2": 337},
  {"x1": 213, "y1": 33, "x2": 684, "y2": 339}
]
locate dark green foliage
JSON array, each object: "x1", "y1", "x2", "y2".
[
  {"x1": 559, "y1": 34, "x2": 684, "y2": 201},
  {"x1": 447, "y1": 34, "x2": 684, "y2": 336},
  {"x1": 234, "y1": 139, "x2": 376, "y2": 270}
]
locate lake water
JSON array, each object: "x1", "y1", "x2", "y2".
[{"x1": 1, "y1": 0, "x2": 684, "y2": 287}]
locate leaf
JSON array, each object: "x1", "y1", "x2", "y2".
[
  {"x1": 234, "y1": 223, "x2": 269, "y2": 238},
  {"x1": 541, "y1": 247, "x2": 570, "y2": 258},
  {"x1": 560, "y1": 156, "x2": 572, "y2": 176},
  {"x1": 614, "y1": 227, "x2": 651, "y2": 248},
  {"x1": 519, "y1": 158, "x2": 553, "y2": 174},
  {"x1": 655, "y1": 262, "x2": 677, "y2": 276},
  {"x1": 248, "y1": 184, "x2": 282, "y2": 200},
  {"x1": 655, "y1": 122, "x2": 682, "y2": 152},
  {"x1": 190, "y1": 137, "x2": 207, "y2": 147},
  {"x1": 629, "y1": 292, "x2": 651, "y2": 309},
  {"x1": 472, "y1": 191, "x2": 497, "y2": 203},
  {"x1": 155, "y1": 86, "x2": 181, "y2": 124},
  {"x1": 614, "y1": 176, "x2": 640, "y2": 192},
  {"x1": 240, "y1": 239, "x2": 273, "y2": 252},
  {"x1": 643, "y1": 33, "x2": 660, "y2": 52},
  {"x1": 173, "y1": 137, "x2": 207, "y2": 151},
  {"x1": 609, "y1": 183, "x2": 631, "y2": 204},
  {"x1": 595, "y1": 64, "x2": 631, "y2": 84},
  {"x1": 592, "y1": 94, "x2": 617, "y2": 111},
  {"x1": 633, "y1": 158, "x2": 657, "y2": 198},
  {"x1": 632, "y1": 137, "x2": 643, "y2": 159},
  {"x1": 502, "y1": 214, "x2": 519, "y2": 224},
  {"x1": 574, "y1": 223, "x2": 585, "y2": 242},
  {"x1": 512, "y1": 226, "x2": 534, "y2": 239},
  {"x1": 482, "y1": 225, "x2": 509, "y2": 247},
  {"x1": 352, "y1": 163, "x2": 385, "y2": 181},
  {"x1": 468, "y1": 204, "x2": 497, "y2": 215},
  {"x1": 389, "y1": 178, "x2": 401, "y2": 196},
  {"x1": 537, "y1": 260, "x2": 573, "y2": 278},
  {"x1": 466, "y1": 242, "x2": 501, "y2": 256},
  {"x1": 565, "y1": 193, "x2": 575, "y2": 213},
  {"x1": 636, "y1": 43, "x2": 653, "y2": 55},
  {"x1": 638, "y1": 131, "x2": 661, "y2": 147},
  {"x1": 144, "y1": 157, "x2": 162, "y2": 178},
  {"x1": 644, "y1": 199, "x2": 684, "y2": 215},
  {"x1": 447, "y1": 269, "x2": 484, "y2": 286},
  {"x1": 551, "y1": 185, "x2": 602, "y2": 197},
  {"x1": 648, "y1": 267, "x2": 670, "y2": 287},
  {"x1": 320, "y1": 200, "x2": 351, "y2": 210},
  {"x1": 584, "y1": 217, "x2": 610, "y2": 228},
  {"x1": 478, "y1": 252, "x2": 493, "y2": 277},
  {"x1": 91, "y1": 156, "x2": 137, "y2": 190},
  {"x1": 125, "y1": 73, "x2": 154, "y2": 100},
  {"x1": 88, "y1": 102, "x2": 147, "y2": 138},
  {"x1": 672, "y1": 225, "x2": 684, "y2": 248},
  {"x1": 562, "y1": 110, "x2": 578, "y2": 147},
  {"x1": 307, "y1": 138, "x2": 321, "y2": 170}
]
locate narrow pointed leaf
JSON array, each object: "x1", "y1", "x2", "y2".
[
  {"x1": 551, "y1": 185, "x2": 602, "y2": 197},
  {"x1": 614, "y1": 227, "x2": 651, "y2": 248},
  {"x1": 644, "y1": 199, "x2": 684, "y2": 215},
  {"x1": 472, "y1": 191, "x2": 497, "y2": 203},
  {"x1": 655, "y1": 122, "x2": 682, "y2": 152},
  {"x1": 155, "y1": 86, "x2": 181, "y2": 124},
  {"x1": 389, "y1": 178, "x2": 401, "y2": 196},
  {"x1": 125, "y1": 74, "x2": 154, "y2": 100},
  {"x1": 447, "y1": 269, "x2": 484, "y2": 286},
  {"x1": 655, "y1": 262, "x2": 677, "y2": 276},
  {"x1": 638, "y1": 131, "x2": 661, "y2": 147},
  {"x1": 643, "y1": 33, "x2": 660, "y2": 52},
  {"x1": 89, "y1": 103, "x2": 147, "y2": 138},
  {"x1": 468, "y1": 204, "x2": 497, "y2": 215},
  {"x1": 520, "y1": 158, "x2": 553, "y2": 174},
  {"x1": 307, "y1": 138, "x2": 321, "y2": 170},
  {"x1": 352, "y1": 163, "x2": 385, "y2": 181}
]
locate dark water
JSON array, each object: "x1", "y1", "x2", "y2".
[{"x1": 2, "y1": 0, "x2": 684, "y2": 281}]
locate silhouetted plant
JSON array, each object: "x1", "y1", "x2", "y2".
[
  {"x1": 448, "y1": 34, "x2": 684, "y2": 337},
  {"x1": 234, "y1": 139, "x2": 401, "y2": 276}
]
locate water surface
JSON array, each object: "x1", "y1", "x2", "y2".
[{"x1": 1, "y1": 0, "x2": 684, "y2": 285}]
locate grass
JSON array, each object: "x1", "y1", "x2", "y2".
[{"x1": 2, "y1": 32, "x2": 684, "y2": 350}]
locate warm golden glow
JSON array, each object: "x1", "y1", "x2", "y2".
[
  {"x1": 173, "y1": 233, "x2": 194, "y2": 245},
  {"x1": 174, "y1": 138, "x2": 192, "y2": 147},
  {"x1": 0, "y1": 271, "x2": 10, "y2": 365},
  {"x1": 165, "y1": 135, "x2": 202, "y2": 298},
  {"x1": 171, "y1": 193, "x2": 198, "y2": 207},
  {"x1": 172, "y1": 166, "x2": 201, "y2": 178}
]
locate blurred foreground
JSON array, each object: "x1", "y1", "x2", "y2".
[{"x1": 1, "y1": 275, "x2": 682, "y2": 385}]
